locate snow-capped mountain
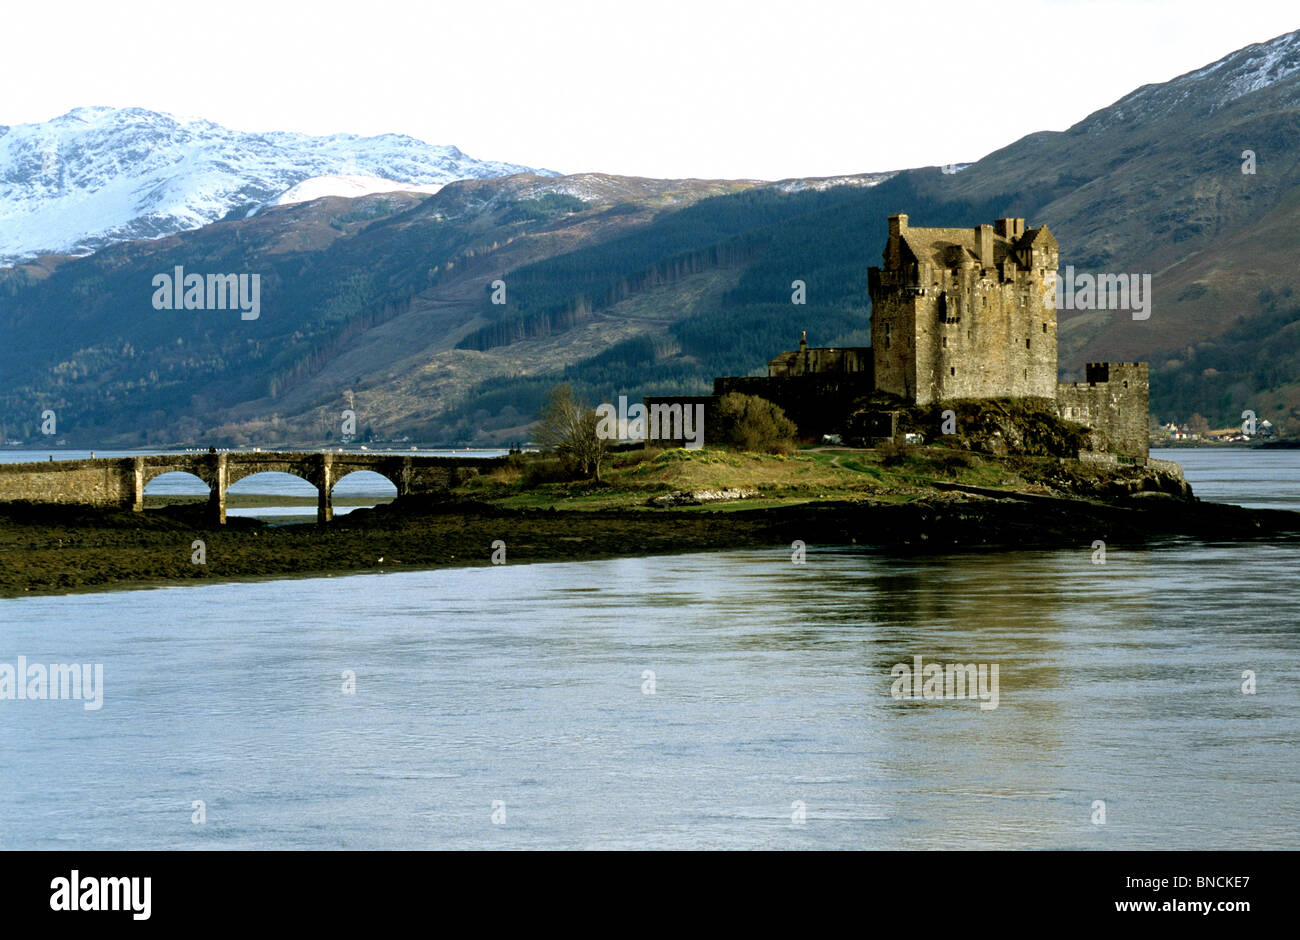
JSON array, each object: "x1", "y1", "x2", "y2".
[
  {"x1": 1082, "y1": 28, "x2": 1300, "y2": 130},
  {"x1": 261, "y1": 175, "x2": 445, "y2": 210},
  {"x1": 767, "y1": 171, "x2": 899, "y2": 194},
  {"x1": 0, "y1": 106, "x2": 554, "y2": 266}
]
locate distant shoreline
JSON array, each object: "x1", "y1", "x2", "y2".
[{"x1": 1154, "y1": 441, "x2": 1300, "y2": 449}]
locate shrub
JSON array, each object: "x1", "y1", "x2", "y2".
[{"x1": 717, "y1": 393, "x2": 797, "y2": 455}]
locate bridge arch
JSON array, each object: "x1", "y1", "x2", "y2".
[
  {"x1": 225, "y1": 464, "x2": 318, "y2": 490},
  {"x1": 141, "y1": 462, "x2": 216, "y2": 491},
  {"x1": 225, "y1": 469, "x2": 319, "y2": 492},
  {"x1": 223, "y1": 471, "x2": 320, "y2": 522},
  {"x1": 329, "y1": 468, "x2": 400, "y2": 496},
  {"x1": 328, "y1": 469, "x2": 399, "y2": 519},
  {"x1": 141, "y1": 470, "x2": 211, "y2": 503}
]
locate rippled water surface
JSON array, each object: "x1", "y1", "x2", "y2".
[{"x1": 1151, "y1": 446, "x2": 1300, "y2": 511}]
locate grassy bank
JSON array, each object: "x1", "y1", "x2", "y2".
[{"x1": 453, "y1": 445, "x2": 1191, "y2": 510}]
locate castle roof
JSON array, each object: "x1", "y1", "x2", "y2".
[
  {"x1": 895, "y1": 223, "x2": 1056, "y2": 270},
  {"x1": 1019, "y1": 226, "x2": 1057, "y2": 248},
  {"x1": 898, "y1": 228, "x2": 983, "y2": 266}
]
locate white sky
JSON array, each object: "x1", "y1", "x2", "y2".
[{"x1": 2, "y1": 0, "x2": 1296, "y2": 180}]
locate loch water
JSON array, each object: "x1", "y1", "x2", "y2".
[{"x1": 0, "y1": 447, "x2": 1296, "y2": 849}]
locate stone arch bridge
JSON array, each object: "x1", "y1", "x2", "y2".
[{"x1": 0, "y1": 452, "x2": 505, "y2": 524}]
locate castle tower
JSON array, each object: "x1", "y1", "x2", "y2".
[{"x1": 867, "y1": 214, "x2": 1059, "y2": 404}]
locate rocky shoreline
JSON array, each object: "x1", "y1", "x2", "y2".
[{"x1": 2, "y1": 486, "x2": 1298, "y2": 598}]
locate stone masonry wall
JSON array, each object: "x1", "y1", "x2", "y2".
[
  {"x1": 1056, "y1": 362, "x2": 1149, "y2": 459},
  {"x1": 0, "y1": 458, "x2": 138, "y2": 508},
  {"x1": 916, "y1": 261, "x2": 1057, "y2": 403},
  {"x1": 867, "y1": 268, "x2": 919, "y2": 401}
]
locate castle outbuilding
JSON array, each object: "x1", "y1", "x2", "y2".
[{"x1": 704, "y1": 331, "x2": 874, "y2": 438}]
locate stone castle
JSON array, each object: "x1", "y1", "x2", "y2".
[
  {"x1": 870, "y1": 214, "x2": 1058, "y2": 402},
  {"x1": 651, "y1": 213, "x2": 1150, "y2": 458}
]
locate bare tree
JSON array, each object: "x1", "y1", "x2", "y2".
[{"x1": 534, "y1": 384, "x2": 609, "y2": 481}]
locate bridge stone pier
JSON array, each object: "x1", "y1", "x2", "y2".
[{"x1": 0, "y1": 451, "x2": 504, "y2": 524}]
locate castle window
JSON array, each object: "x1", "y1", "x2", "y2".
[
  {"x1": 1042, "y1": 322, "x2": 1047, "y2": 333},
  {"x1": 1123, "y1": 381, "x2": 1128, "y2": 388},
  {"x1": 1024, "y1": 369, "x2": 1028, "y2": 379},
  {"x1": 1026, "y1": 338, "x2": 1031, "y2": 349},
  {"x1": 942, "y1": 337, "x2": 948, "y2": 348},
  {"x1": 950, "y1": 367, "x2": 956, "y2": 376}
]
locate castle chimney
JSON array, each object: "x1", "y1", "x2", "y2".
[
  {"x1": 799, "y1": 330, "x2": 808, "y2": 351},
  {"x1": 888, "y1": 214, "x2": 908, "y2": 236},
  {"x1": 995, "y1": 218, "x2": 1027, "y2": 238},
  {"x1": 975, "y1": 224, "x2": 993, "y2": 268}
]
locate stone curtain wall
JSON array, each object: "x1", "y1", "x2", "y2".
[
  {"x1": 639, "y1": 396, "x2": 726, "y2": 447},
  {"x1": 1056, "y1": 362, "x2": 1150, "y2": 459}
]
